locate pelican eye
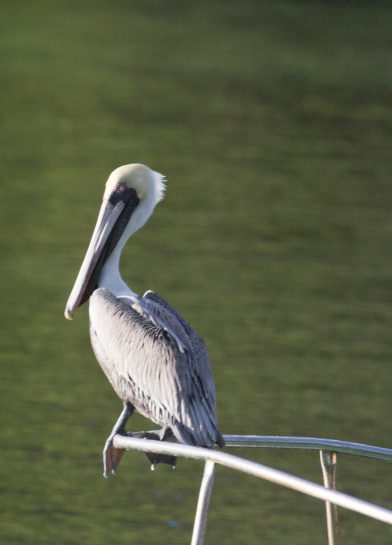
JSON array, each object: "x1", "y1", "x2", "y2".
[
  {"x1": 114, "y1": 182, "x2": 127, "y2": 192},
  {"x1": 109, "y1": 184, "x2": 139, "y2": 207}
]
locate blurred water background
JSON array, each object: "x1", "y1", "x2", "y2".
[{"x1": 1, "y1": 1, "x2": 392, "y2": 544}]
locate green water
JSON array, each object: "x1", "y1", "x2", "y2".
[{"x1": 1, "y1": 1, "x2": 392, "y2": 543}]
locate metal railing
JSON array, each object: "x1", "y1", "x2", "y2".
[{"x1": 113, "y1": 433, "x2": 392, "y2": 545}]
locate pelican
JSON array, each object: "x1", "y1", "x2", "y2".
[{"x1": 65, "y1": 164, "x2": 224, "y2": 476}]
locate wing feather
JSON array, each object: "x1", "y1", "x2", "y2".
[{"x1": 89, "y1": 288, "x2": 222, "y2": 447}]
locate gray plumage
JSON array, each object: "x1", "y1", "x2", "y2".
[{"x1": 90, "y1": 288, "x2": 223, "y2": 448}]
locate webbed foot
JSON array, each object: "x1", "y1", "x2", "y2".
[
  {"x1": 103, "y1": 439, "x2": 125, "y2": 477},
  {"x1": 141, "y1": 428, "x2": 177, "y2": 470}
]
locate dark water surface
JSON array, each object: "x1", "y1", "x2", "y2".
[{"x1": 1, "y1": 2, "x2": 392, "y2": 544}]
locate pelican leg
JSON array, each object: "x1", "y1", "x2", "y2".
[
  {"x1": 103, "y1": 402, "x2": 134, "y2": 478},
  {"x1": 159, "y1": 426, "x2": 172, "y2": 440}
]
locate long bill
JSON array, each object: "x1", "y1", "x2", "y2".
[{"x1": 64, "y1": 188, "x2": 139, "y2": 320}]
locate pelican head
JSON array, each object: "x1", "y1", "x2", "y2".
[{"x1": 65, "y1": 164, "x2": 165, "y2": 320}]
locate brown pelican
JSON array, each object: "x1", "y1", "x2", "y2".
[{"x1": 65, "y1": 164, "x2": 224, "y2": 476}]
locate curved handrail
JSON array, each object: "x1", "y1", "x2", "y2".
[
  {"x1": 113, "y1": 433, "x2": 392, "y2": 525},
  {"x1": 224, "y1": 435, "x2": 392, "y2": 462}
]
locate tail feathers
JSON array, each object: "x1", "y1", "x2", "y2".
[
  {"x1": 215, "y1": 431, "x2": 225, "y2": 449},
  {"x1": 172, "y1": 421, "x2": 225, "y2": 449}
]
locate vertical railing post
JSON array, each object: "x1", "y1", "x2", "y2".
[
  {"x1": 190, "y1": 459, "x2": 216, "y2": 545},
  {"x1": 320, "y1": 450, "x2": 340, "y2": 545}
]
